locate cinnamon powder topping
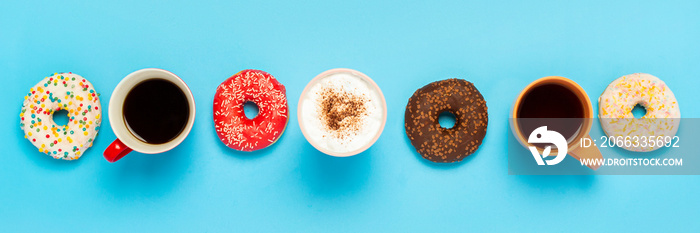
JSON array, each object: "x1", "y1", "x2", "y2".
[{"x1": 317, "y1": 87, "x2": 369, "y2": 140}]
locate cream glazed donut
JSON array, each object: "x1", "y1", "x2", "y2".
[
  {"x1": 213, "y1": 69, "x2": 289, "y2": 151},
  {"x1": 19, "y1": 73, "x2": 102, "y2": 160},
  {"x1": 598, "y1": 73, "x2": 680, "y2": 152}
]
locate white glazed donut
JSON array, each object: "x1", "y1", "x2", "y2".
[
  {"x1": 598, "y1": 73, "x2": 680, "y2": 152},
  {"x1": 19, "y1": 73, "x2": 102, "y2": 160}
]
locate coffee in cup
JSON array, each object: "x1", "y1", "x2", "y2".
[
  {"x1": 510, "y1": 76, "x2": 603, "y2": 170},
  {"x1": 104, "y1": 68, "x2": 196, "y2": 162}
]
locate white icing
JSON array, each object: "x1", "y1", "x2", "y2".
[
  {"x1": 598, "y1": 73, "x2": 680, "y2": 152},
  {"x1": 19, "y1": 73, "x2": 102, "y2": 160}
]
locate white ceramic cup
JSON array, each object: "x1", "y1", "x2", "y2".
[
  {"x1": 103, "y1": 68, "x2": 196, "y2": 162},
  {"x1": 298, "y1": 68, "x2": 387, "y2": 157}
]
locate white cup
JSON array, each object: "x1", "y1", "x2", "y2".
[
  {"x1": 103, "y1": 68, "x2": 196, "y2": 162},
  {"x1": 297, "y1": 68, "x2": 387, "y2": 157}
]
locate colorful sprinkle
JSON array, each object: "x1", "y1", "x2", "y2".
[
  {"x1": 598, "y1": 73, "x2": 680, "y2": 152},
  {"x1": 19, "y1": 73, "x2": 102, "y2": 160}
]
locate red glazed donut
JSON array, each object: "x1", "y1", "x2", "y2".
[{"x1": 213, "y1": 69, "x2": 289, "y2": 151}]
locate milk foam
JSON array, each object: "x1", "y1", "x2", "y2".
[{"x1": 300, "y1": 72, "x2": 384, "y2": 154}]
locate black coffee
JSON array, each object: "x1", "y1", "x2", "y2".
[
  {"x1": 123, "y1": 79, "x2": 190, "y2": 144},
  {"x1": 517, "y1": 83, "x2": 584, "y2": 143}
]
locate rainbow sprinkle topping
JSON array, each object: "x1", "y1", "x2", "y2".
[{"x1": 19, "y1": 73, "x2": 102, "y2": 160}]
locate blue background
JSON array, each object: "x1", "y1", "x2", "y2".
[{"x1": 2, "y1": 0, "x2": 699, "y2": 232}]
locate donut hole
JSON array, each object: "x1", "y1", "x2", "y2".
[
  {"x1": 243, "y1": 101, "x2": 259, "y2": 120},
  {"x1": 438, "y1": 111, "x2": 457, "y2": 129},
  {"x1": 52, "y1": 109, "x2": 70, "y2": 126},
  {"x1": 631, "y1": 103, "x2": 647, "y2": 119}
]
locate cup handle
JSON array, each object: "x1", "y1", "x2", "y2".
[
  {"x1": 104, "y1": 139, "x2": 133, "y2": 163},
  {"x1": 568, "y1": 135, "x2": 603, "y2": 170}
]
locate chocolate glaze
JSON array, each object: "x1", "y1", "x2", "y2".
[{"x1": 404, "y1": 79, "x2": 488, "y2": 163}]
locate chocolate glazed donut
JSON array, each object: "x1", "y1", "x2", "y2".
[{"x1": 404, "y1": 79, "x2": 488, "y2": 163}]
